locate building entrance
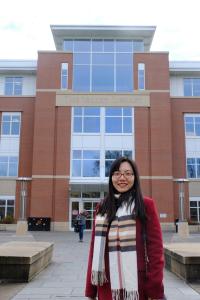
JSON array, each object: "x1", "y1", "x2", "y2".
[{"x1": 70, "y1": 195, "x2": 101, "y2": 230}]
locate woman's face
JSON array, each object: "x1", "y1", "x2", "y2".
[{"x1": 112, "y1": 161, "x2": 135, "y2": 193}]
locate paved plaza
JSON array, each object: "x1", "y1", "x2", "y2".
[{"x1": 0, "y1": 230, "x2": 200, "y2": 300}]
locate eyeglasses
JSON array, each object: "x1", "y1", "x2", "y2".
[{"x1": 112, "y1": 171, "x2": 134, "y2": 179}]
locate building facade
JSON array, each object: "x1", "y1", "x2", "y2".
[{"x1": 0, "y1": 25, "x2": 200, "y2": 231}]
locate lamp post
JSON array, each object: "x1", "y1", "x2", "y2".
[
  {"x1": 174, "y1": 178, "x2": 189, "y2": 237},
  {"x1": 16, "y1": 177, "x2": 32, "y2": 235}
]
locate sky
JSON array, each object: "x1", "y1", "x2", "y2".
[{"x1": 0, "y1": 0, "x2": 200, "y2": 61}]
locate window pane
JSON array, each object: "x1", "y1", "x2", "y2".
[
  {"x1": 11, "y1": 122, "x2": 20, "y2": 135},
  {"x1": 195, "y1": 123, "x2": 200, "y2": 136},
  {"x1": 0, "y1": 163, "x2": 7, "y2": 176},
  {"x1": 7, "y1": 200, "x2": 14, "y2": 205},
  {"x1": 74, "y1": 40, "x2": 90, "y2": 52},
  {"x1": 190, "y1": 208, "x2": 198, "y2": 221},
  {"x1": 83, "y1": 150, "x2": 100, "y2": 159},
  {"x1": 72, "y1": 160, "x2": 81, "y2": 176},
  {"x1": 190, "y1": 201, "x2": 197, "y2": 207},
  {"x1": 2, "y1": 122, "x2": 10, "y2": 134},
  {"x1": 73, "y1": 117, "x2": 82, "y2": 132},
  {"x1": 123, "y1": 108, "x2": 132, "y2": 116},
  {"x1": 92, "y1": 66, "x2": 114, "y2": 92},
  {"x1": 92, "y1": 53, "x2": 114, "y2": 65},
  {"x1": 74, "y1": 53, "x2": 90, "y2": 64},
  {"x1": 12, "y1": 115, "x2": 20, "y2": 122},
  {"x1": 116, "y1": 40, "x2": 132, "y2": 52},
  {"x1": 116, "y1": 53, "x2": 133, "y2": 65},
  {"x1": 74, "y1": 107, "x2": 82, "y2": 115},
  {"x1": 0, "y1": 200, "x2": 6, "y2": 205},
  {"x1": 0, "y1": 207, "x2": 5, "y2": 219},
  {"x1": 123, "y1": 150, "x2": 132, "y2": 158},
  {"x1": 2, "y1": 115, "x2": 10, "y2": 121},
  {"x1": 7, "y1": 207, "x2": 14, "y2": 217},
  {"x1": 83, "y1": 160, "x2": 100, "y2": 177},
  {"x1": 105, "y1": 150, "x2": 122, "y2": 159},
  {"x1": 116, "y1": 66, "x2": 133, "y2": 92},
  {"x1": 123, "y1": 117, "x2": 132, "y2": 133},
  {"x1": 63, "y1": 40, "x2": 73, "y2": 52},
  {"x1": 185, "y1": 123, "x2": 194, "y2": 135},
  {"x1": 197, "y1": 164, "x2": 200, "y2": 178},
  {"x1": 187, "y1": 158, "x2": 195, "y2": 164},
  {"x1": 184, "y1": 79, "x2": 192, "y2": 96},
  {"x1": 106, "y1": 107, "x2": 122, "y2": 116},
  {"x1": 84, "y1": 117, "x2": 100, "y2": 133},
  {"x1": 133, "y1": 41, "x2": 144, "y2": 52},
  {"x1": 92, "y1": 40, "x2": 103, "y2": 52},
  {"x1": 73, "y1": 66, "x2": 90, "y2": 91},
  {"x1": 73, "y1": 150, "x2": 82, "y2": 159},
  {"x1": 193, "y1": 79, "x2": 200, "y2": 96},
  {"x1": 84, "y1": 107, "x2": 100, "y2": 115},
  {"x1": 106, "y1": 117, "x2": 122, "y2": 133},
  {"x1": 9, "y1": 163, "x2": 18, "y2": 176},
  {"x1": 104, "y1": 40, "x2": 114, "y2": 52},
  {"x1": 187, "y1": 164, "x2": 196, "y2": 178},
  {"x1": 105, "y1": 160, "x2": 113, "y2": 177}
]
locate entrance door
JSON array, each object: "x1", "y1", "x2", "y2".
[
  {"x1": 70, "y1": 198, "x2": 81, "y2": 230},
  {"x1": 83, "y1": 201, "x2": 99, "y2": 230}
]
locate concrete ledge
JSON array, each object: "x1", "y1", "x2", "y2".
[
  {"x1": 0, "y1": 224, "x2": 6, "y2": 231},
  {"x1": 0, "y1": 241, "x2": 54, "y2": 282},
  {"x1": 164, "y1": 243, "x2": 200, "y2": 282}
]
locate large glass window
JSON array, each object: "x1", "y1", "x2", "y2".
[
  {"x1": 73, "y1": 107, "x2": 100, "y2": 133},
  {"x1": 185, "y1": 115, "x2": 200, "y2": 136},
  {"x1": 72, "y1": 150, "x2": 100, "y2": 177},
  {"x1": 187, "y1": 158, "x2": 200, "y2": 178},
  {"x1": 105, "y1": 150, "x2": 132, "y2": 176},
  {"x1": 0, "y1": 198, "x2": 15, "y2": 220},
  {"x1": 1, "y1": 113, "x2": 21, "y2": 136},
  {"x1": 61, "y1": 63, "x2": 68, "y2": 89},
  {"x1": 5, "y1": 77, "x2": 23, "y2": 95},
  {"x1": 184, "y1": 78, "x2": 200, "y2": 96},
  {"x1": 0, "y1": 156, "x2": 18, "y2": 177},
  {"x1": 105, "y1": 107, "x2": 132, "y2": 133},
  {"x1": 63, "y1": 39, "x2": 144, "y2": 92}
]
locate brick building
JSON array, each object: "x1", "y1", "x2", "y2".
[{"x1": 0, "y1": 25, "x2": 200, "y2": 231}]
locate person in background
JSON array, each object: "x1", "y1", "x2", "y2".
[
  {"x1": 76, "y1": 210, "x2": 87, "y2": 242},
  {"x1": 85, "y1": 157, "x2": 165, "y2": 300}
]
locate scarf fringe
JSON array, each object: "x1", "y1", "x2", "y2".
[
  {"x1": 91, "y1": 270, "x2": 108, "y2": 286},
  {"x1": 112, "y1": 289, "x2": 139, "y2": 300}
]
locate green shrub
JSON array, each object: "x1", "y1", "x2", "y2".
[{"x1": 0, "y1": 215, "x2": 15, "y2": 224}]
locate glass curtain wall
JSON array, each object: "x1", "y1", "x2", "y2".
[{"x1": 63, "y1": 39, "x2": 144, "y2": 92}]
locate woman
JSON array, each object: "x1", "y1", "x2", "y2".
[{"x1": 85, "y1": 157, "x2": 165, "y2": 300}]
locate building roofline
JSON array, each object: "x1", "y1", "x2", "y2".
[
  {"x1": 50, "y1": 24, "x2": 156, "y2": 52},
  {"x1": 169, "y1": 61, "x2": 200, "y2": 73},
  {"x1": 0, "y1": 59, "x2": 37, "y2": 72}
]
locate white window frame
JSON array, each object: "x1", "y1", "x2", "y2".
[
  {"x1": 0, "y1": 155, "x2": 19, "y2": 177},
  {"x1": 4, "y1": 77, "x2": 23, "y2": 95},
  {"x1": 61, "y1": 63, "x2": 68, "y2": 89},
  {"x1": 0, "y1": 196, "x2": 15, "y2": 219},
  {"x1": 184, "y1": 78, "x2": 200, "y2": 96},
  {"x1": 190, "y1": 197, "x2": 200, "y2": 223},
  {"x1": 138, "y1": 63, "x2": 145, "y2": 90},
  {"x1": 1, "y1": 112, "x2": 21, "y2": 136}
]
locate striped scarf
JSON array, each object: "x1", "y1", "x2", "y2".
[{"x1": 91, "y1": 202, "x2": 139, "y2": 300}]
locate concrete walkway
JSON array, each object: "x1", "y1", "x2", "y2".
[{"x1": 0, "y1": 231, "x2": 200, "y2": 300}]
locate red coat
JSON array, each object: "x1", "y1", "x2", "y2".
[{"x1": 85, "y1": 197, "x2": 164, "y2": 300}]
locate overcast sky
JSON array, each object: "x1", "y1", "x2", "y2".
[{"x1": 0, "y1": 0, "x2": 200, "y2": 61}]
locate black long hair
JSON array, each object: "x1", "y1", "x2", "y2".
[{"x1": 99, "y1": 157, "x2": 146, "y2": 224}]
